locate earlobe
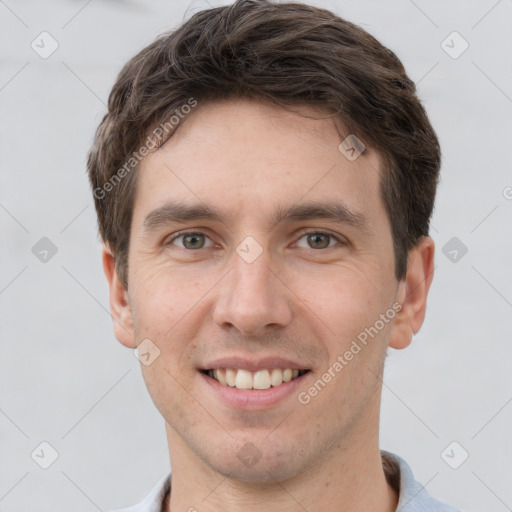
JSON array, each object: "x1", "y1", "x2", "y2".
[
  {"x1": 388, "y1": 237, "x2": 435, "y2": 350},
  {"x1": 102, "y1": 245, "x2": 137, "y2": 348}
]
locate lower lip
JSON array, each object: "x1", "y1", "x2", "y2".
[{"x1": 200, "y1": 371, "x2": 309, "y2": 410}]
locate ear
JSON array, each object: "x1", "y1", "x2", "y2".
[
  {"x1": 389, "y1": 236, "x2": 435, "y2": 350},
  {"x1": 102, "y1": 245, "x2": 137, "y2": 348}
]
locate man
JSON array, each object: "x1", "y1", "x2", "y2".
[{"x1": 87, "y1": 1, "x2": 460, "y2": 510}]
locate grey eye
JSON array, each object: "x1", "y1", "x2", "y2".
[
  {"x1": 169, "y1": 232, "x2": 213, "y2": 250},
  {"x1": 296, "y1": 232, "x2": 338, "y2": 250}
]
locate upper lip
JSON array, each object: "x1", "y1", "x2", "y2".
[{"x1": 200, "y1": 356, "x2": 310, "y2": 371}]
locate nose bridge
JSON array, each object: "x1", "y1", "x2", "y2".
[
  {"x1": 233, "y1": 248, "x2": 273, "y2": 300},
  {"x1": 212, "y1": 243, "x2": 292, "y2": 335}
]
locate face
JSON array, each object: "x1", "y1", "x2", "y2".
[{"x1": 108, "y1": 98, "x2": 422, "y2": 482}]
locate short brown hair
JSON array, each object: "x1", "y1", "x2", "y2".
[{"x1": 87, "y1": 0, "x2": 441, "y2": 288}]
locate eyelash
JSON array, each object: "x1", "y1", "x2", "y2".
[{"x1": 166, "y1": 230, "x2": 345, "y2": 250}]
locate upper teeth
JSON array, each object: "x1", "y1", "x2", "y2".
[{"x1": 209, "y1": 368, "x2": 303, "y2": 390}]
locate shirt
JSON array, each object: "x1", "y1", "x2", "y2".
[{"x1": 111, "y1": 450, "x2": 460, "y2": 512}]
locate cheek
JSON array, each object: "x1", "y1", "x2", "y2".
[
  {"x1": 296, "y1": 262, "x2": 392, "y2": 344},
  {"x1": 127, "y1": 259, "x2": 220, "y2": 377},
  {"x1": 128, "y1": 265, "x2": 203, "y2": 424},
  {"x1": 139, "y1": 358, "x2": 197, "y2": 436},
  {"x1": 129, "y1": 257, "x2": 204, "y2": 328},
  {"x1": 303, "y1": 270, "x2": 392, "y2": 401}
]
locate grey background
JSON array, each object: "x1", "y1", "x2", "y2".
[{"x1": 1, "y1": 0, "x2": 511, "y2": 511}]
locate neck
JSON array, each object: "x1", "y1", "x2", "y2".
[{"x1": 165, "y1": 424, "x2": 398, "y2": 512}]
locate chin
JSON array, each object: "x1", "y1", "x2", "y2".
[
  {"x1": 195, "y1": 434, "x2": 313, "y2": 484},
  {"x1": 209, "y1": 455, "x2": 307, "y2": 484}
]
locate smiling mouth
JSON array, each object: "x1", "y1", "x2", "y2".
[{"x1": 201, "y1": 368, "x2": 310, "y2": 390}]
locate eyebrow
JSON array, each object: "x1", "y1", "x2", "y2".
[{"x1": 142, "y1": 200, "x2": 371, "y2": 235}]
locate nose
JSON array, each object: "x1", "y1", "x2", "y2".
[{"x1": 212, "y1": 248, "x2": 293, "y2": 337}]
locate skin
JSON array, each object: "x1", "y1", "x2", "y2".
[{"x1": 103, "y1": 98, "x2": 434, "y2": 512}]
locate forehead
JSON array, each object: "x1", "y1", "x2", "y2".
[{"x1": 133, "y1": 98, "x2": 387, "y2": 231}]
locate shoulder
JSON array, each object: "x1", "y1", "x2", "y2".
[{"x1": 382, "y1": 450, "x2": 461, "y2": 512}]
